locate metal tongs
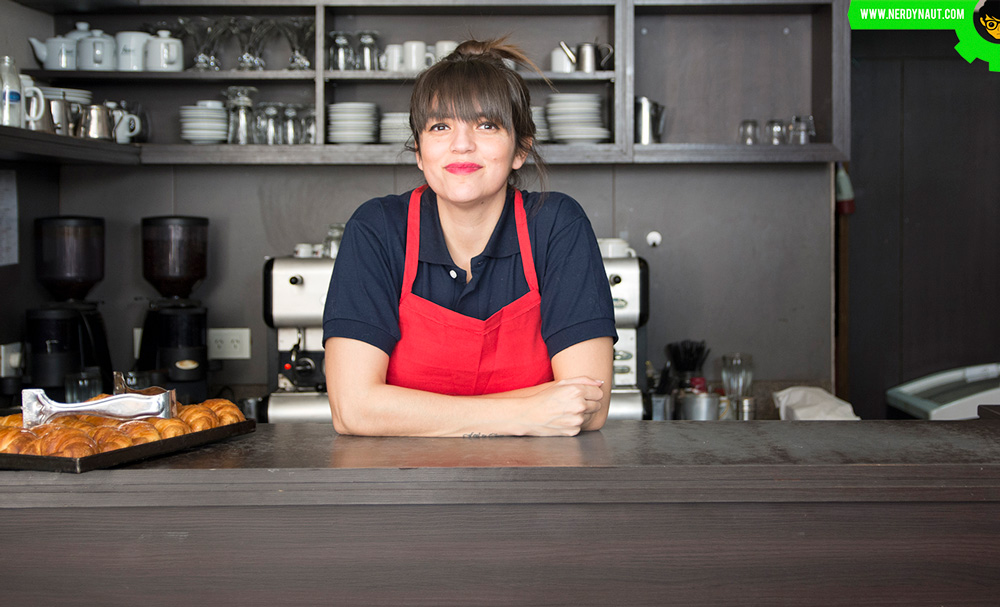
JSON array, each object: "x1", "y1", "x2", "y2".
[{"x1": 21, "y1": 372, "x2": 178, "y2": 428}]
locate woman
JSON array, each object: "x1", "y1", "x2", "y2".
[{"x1": 323, "y1": 38, "x2": 616, "y2": 437}]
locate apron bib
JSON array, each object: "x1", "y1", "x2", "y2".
[{"x1": 385, "y1": 186, "x2": 554, "y2": 395}]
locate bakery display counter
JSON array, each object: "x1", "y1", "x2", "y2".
[{"x1": 2, "y1": 412, "x2": 1000, "y2": 605}]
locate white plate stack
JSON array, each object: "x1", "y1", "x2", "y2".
[
  {"x1": 532, "y1": 106, "x2": 550, "y2": 143},
  {"x1": 327, "y1": 102, "x2": 378, "y2": 144},
  {"x1": 379, "y1": 112, "x2": 410, "y2": 144},
  {"x1": 545, "y1": 93, "x2": 610, "y2": 144},
  {"x1": 37, "y1": 86, "x2": 92, "y2": 105},
  {"x1": 179, "y1": 100, "x2": 228, "y2": 144}
]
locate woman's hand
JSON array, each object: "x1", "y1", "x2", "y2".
[{"x1": 519, "y1": 377, "x2": 605, "y2": 436}]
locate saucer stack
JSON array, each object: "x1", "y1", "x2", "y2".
[
  {"x1": 327, "y1": 102, "x2": 378, "y2": 144},
  {"x1": 37, "y1": 86, "x2": 92, "y2": 105},
  {"x1": 179, "y1": 100, "x2": 228, "y2": 144},
  {"x1": 544, "y1": 93, "x2": 610, "y2": 144},
  {"x1": 379, "y1": 112, "x2": 410, "y2": 144},
  {"x1": 532, "y1": 106, "x2": 550, "y2": 143}
]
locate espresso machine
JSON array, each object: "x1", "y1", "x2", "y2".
[
  {"x1": 134, "y1": 216, "x2": 209, "y2": 404},
  {"x1": 263, "y1": 247, "x2": 335, "y2": 422},
  {"x1": 24, "y1": 216, "x2": 114, "y2": 401},
  {"x1": 598, "y1": 238, "x2": 649, "y2": 420}
]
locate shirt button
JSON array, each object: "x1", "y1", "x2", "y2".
[{"x1": 449, "y1": 269, "x2": 458, "y2": 279}]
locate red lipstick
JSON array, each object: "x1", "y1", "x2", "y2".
[{"x1": 446, "y1": 162, "x2": 481, "y2": 175}]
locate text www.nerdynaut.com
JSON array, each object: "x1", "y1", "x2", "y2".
[{"x1": 857, "y1": 7, "x2": 966, "y2": 20}]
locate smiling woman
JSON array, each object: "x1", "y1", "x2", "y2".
[{"x1": 321, "y1": 38, "x2": 617, "y2": 438}]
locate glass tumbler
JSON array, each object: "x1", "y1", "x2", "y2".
[
  {"x1": 64, "y1": 368, "x2": 102, "y2": 403},
  {"x1": 721, "y1": 353, "x2": 754, "y2": 419},
  {"x1": 282, "y1": 104, "x2": 302, "y2": 144},
  {"x1": 253, "y1": 102, "x2": 284, "y2": 144},
  {"x1": 765, "y1": 120, "x2": 786, "y2": 145},
  {"x1": 738, "y1": 119, "x2": 759, "y2": 145}
]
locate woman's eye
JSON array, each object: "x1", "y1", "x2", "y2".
[
  {"x1": 428, "y1": 123, "x2": 448, "y2": 132},
  {"x1": 479, "y1": 121, "x2": 499, "y2": 131}
]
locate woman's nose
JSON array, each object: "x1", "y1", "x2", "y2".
[{"x1": 450, "y1": 124, "x2": 476, "y2": 152}]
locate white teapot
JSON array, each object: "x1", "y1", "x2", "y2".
[
  {"x1": 145, "y1": 30, "x2": 183, "y2": 72},
  {"x1": 28, "y1": 35, "x2": 76, "y2": 70},
  {"x1": 77, "y1": 29, "x2": 117, "y2": 71}
]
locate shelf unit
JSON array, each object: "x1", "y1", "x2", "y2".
[{"x1": 6, "y1": 0, "x2": 849, "y2": 165}]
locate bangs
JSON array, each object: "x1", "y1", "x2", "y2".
[{"x1": 411, "y1": 60, "x2": 518, "y2": 134}]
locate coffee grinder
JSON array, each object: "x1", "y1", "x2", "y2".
[
  {"x1": 24, "y1": 216, "x2": 114, "y2": 401},
  {"x1": 134, "y1": 216, "x2": 209, "y2": 404}
]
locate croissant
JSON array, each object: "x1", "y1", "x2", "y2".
[
  {"x1": 89, "y1": 426, "x2": 134, "y2": 453},
  {"x1": 143, "y1": 416, "x2": 192, "y2": 439},
  {"x1": 55, "y1": 417, "x2": 97, "y2": 433},
  {"x1": 0, "y1": 413, "x2": 23, "y2": 428},
  {"x1": 0, "y1": 426, "x2": 38, "y2": 454},
  {"x1": 34, "y1": 426, "x2": 99, "y2": 458},
  {"x1": 177, "y1": 405, "x2": 220, "y2": 432},
  {"x1": 86, "y1": 393, "x2": 113, "y2": 402},
  {"x1": 202, "y1": 399, "x2": 246, "y2": 425},
  {"x1": 117, "y1": 421, "x2": 162, "y2": 445},
  {"x1": 80, "y1": 415, "x2": 122, "y2": 427},
  {"x1": 30, "y1": 423, "x2": 67, "y2": 438}
]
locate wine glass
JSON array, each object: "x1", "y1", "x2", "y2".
[
  {"x1": 721, "y1": 353, "x2": 753, "y2": 418},
  {"x1": 179, "y1": 16, "x2": 234, "y2": 71},
  {"x1": 232, "y1": 17, "x2": 276, "y2": 71},
  {"x1": 277, "y1": 17, "x2": 315, "y2": 70}
]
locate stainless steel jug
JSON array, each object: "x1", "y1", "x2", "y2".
[
  {"x1": 76, "y1": 103, "x2": 113, "y2": 140},
  {"x1": 559, "y1": 41, "x2": 614, "y2": 74},
  {"x1": 635, "y1": 96, "x2": 666, "y2": 144}
]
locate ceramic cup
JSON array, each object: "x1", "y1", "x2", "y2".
[
  {"x1": 382, "y1": 44, "x2": 403, "y2": 72},
  {"x1": 434, "y1": 40, "x2": 458, "y2": 62},
  {"x1": 402, "y1": 41, "x2": 434, "y2": 72},
  {"x1": 551, "y1": 47, "x2": 574, "y2": 73}
]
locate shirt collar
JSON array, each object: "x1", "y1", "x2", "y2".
[{"x1": 418, "y1": 188, "x2": 521, "y2": 266}]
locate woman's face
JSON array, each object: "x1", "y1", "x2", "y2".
[{"x1": 415, "y1": 115, "x2": 527, "y2": 210}]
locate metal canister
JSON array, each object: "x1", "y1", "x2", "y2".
[{"x1": 738, "y1": 397, "x2": 756, "y2": 421}]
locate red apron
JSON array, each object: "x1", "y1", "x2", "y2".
[{"x1": 385, "y1": 186, "x2": 554, "y2": 395}]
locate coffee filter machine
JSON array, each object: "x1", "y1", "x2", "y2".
[
  {"x1": 134, "y1": 216, "x2": 209, "y2": 404},
  {"x1": 24, "y1": 216, "x2": 114, "y2": 401}
]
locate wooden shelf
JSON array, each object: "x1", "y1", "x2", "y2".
[
  {"x1": 25, "y1": 69, "x2": 317, "y2": 81},
  {"x1": 633, "y1": 143, "x2": 847, "y2": 163},
  {"x1": 0, "y1": 126, "x2": 140, "y2": 165},
  {"x1": 323, "y1": 70, "x2": 615, "y2": 82}
]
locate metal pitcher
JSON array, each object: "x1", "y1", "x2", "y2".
[
  {"x1": 76, "y1": 104, "x2": 113, "y2": 140},
  {"x1": 559, "y1": 41, "x2": 614, "y2": 73},
  {"x1": 635, "y1": 96, "x2": 666, "y2": 144}
]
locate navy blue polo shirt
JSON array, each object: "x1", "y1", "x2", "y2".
[{"x1": 322, "y1": 187, "x2": 616, "y2": 358}]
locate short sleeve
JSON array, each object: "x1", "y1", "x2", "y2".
[
  {"x1": 533, "y1": 194, "x2": 618, "y2": 356},
  {"x1": 322, "y1": 197, "x2": 406, "y2": 355}
]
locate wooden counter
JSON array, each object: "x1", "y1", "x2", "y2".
[{"x1": 3, "y1": 413, "x2": 1000, "y2": 606}]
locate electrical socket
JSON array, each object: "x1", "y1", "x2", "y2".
[{"x1": 208, "y1": 328, "x2": 252, "y2": 360}]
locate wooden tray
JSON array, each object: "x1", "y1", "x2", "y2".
[{"x1": 0, "y1": 420, "x2": 256, "y2": 473}]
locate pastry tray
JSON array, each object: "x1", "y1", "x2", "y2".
[{"x1": 0, "y1": 419, "x2": 256, "y2": 473}]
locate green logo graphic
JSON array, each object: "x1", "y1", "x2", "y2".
[{"x1": 849, "y1": 1, "x2": 1000, "y2": 71}]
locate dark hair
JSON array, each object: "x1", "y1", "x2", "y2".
[{"x1": 407, "y1": 37, "x2": 547, "y2": 191}]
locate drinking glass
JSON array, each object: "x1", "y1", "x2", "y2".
[
  {"x1": 282, "y1": 104, "x2": 302, "y2": 144},
  {"x1": 232, "y1": 17, "x2": 276, "y2": 71},
  {"x1": 328, "y1": 32, "x2": 356, "y2": 70},
  {"x1": 65, "y1": 369, "x2": 101, "y2": 403},
  {"x1": 179, "y1": 16, "x2": 234, "y2": 71},
  {"x1": 738, "y1": 119, "x2": 758, "y2": 145},
  {"x1": 721, "y1": 353, "x2": 753, "y2": 419},
  {"x1": 765, "y1": 119, "x2": 786, "y2": 145},
  {"x1": 277, "y1": 17, "x2": 315, "y2": 70},
  {"x1": 356, "y1": 31, "x2": 381, "y2": 71},
  {"x1": 253, "y1": 102, "x2": 284, "y2": 144},
  {"x1": 224, "y1": 86, "x2": 257, "y2": 144}
]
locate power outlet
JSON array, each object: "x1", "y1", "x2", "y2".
[{"x1": 208, "y1": 328, "x2": 252, "y2": 360}]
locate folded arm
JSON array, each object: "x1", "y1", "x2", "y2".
[{"x1": 325, "y1": 336, "x2": 612, "y2": 437}]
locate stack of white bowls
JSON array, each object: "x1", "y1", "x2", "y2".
[
  {"x1": 37, "y1": 86, "x2": 92, "y2": 105},
  {"x1": 327, "y1": 102, "x2": 378, "y2": 144},
  {"x1": 532, "y1": 106, "x2": 550, "y2": 143},
  {"x1": 179, "y1": 100, "x2": 227, "y2": 144},
  {"x1": 379, "y1": 112, "x2": 410, "y2": 144},
  {"x1": 544, "y1": 93, "x2": 610, "y2": 144}
]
